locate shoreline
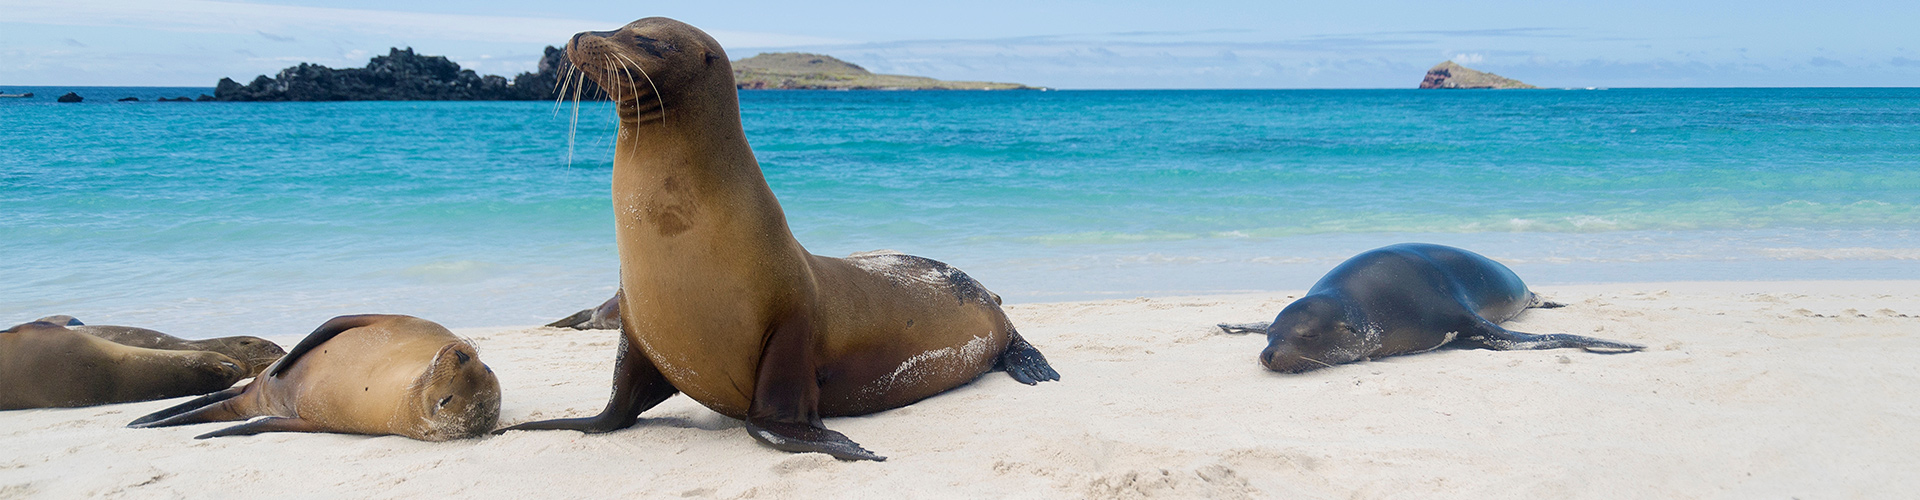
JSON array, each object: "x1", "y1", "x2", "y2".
[{"x1": 5, "y1": 279, "x2": 1916, "y2": 497}]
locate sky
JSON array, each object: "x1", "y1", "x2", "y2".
[{"x1": 2, "y1": 0, "x2": 1916, "y2": 89}]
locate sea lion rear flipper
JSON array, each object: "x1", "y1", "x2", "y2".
[
  {"x1": 544, "y1": 308, "x2": 596, "y2": 329},
  {"x1": 270, "y1": 314, "x2": 395, "y2": 378},
  {"x1": 1466, "y1": 318, "x2": 1645, "y2": 353},
  {"x1": 495, "y1": 335, "x2": 677, "y2": 434},
  {"x1": 195, "y1": 417, "x2": 322, "y2": 439},
  {"x1": 1216, "y1": 322, "x2": 1271, "y2": 334},
  {"x1": 128, "y1": 387, "x2": 247, "y2": 428},
  {"x1": 744, "y1": 313, "x2": 884, "y2": 462},
  {"x1": 992, "y1": 331, "x2": 1060, "y2": 385}
]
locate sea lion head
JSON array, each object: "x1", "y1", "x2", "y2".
[
  {"x1": 410, "y1": 343, "x2": 502, "y2": 441},
  {"x1": 199, "y1": 336, "x2": 288, "y2": 378},
  {"x1": 177, "y1": 351, "x2": 249, "y2": 393},
  {"x1": 566, "y1": 17, "x2": 732, "y2": 122},
  {"x1": 1260, "y1": 295, "x2": 1372, "y2": 373}
]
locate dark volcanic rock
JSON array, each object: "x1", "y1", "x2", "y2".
[
  {"x1": 56, "y1": 92, "x2": 83, "y2": 103},
  {"x1": 118, "y1": 97, "x2": 139, "y2": 102},
  {"x1": 213, "y1": 46, "x2": 601, "y2": 102},
  {"x1": 158, "y1": 96, "x2": 193, "y2": 102},
  {"x1": 196, "y1": 94, "x2": 215, "y2": 101},
  {"x1": 1418, "y1": 61, "x2": 1537, "y2": 89}
]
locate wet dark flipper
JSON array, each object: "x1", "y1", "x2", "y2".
[
  {"x1": 993, "y1": 331, "x2": 1060, "y2": 385},
  {"x1": 1216, "y1": 322, "x2": 1271, "y2": 334},
  {"x1": 195, "y1": 416, "x2": 323, "y2": 439},
  {"x1": 128, "y1": 387, "x2": 245, "y2": 427},
  {"x1": 1466, "y1": 319, "x2": 1644, "y2": 352},
  {"x1": 744, "y1": 312, "x2": 884, "y2": 461},
  {"x1": 269, "y1": 314, "x2": 397, "y2": 378},
  {"x1": 496, "y1": 335, "x2": 676, "y2": 434}
]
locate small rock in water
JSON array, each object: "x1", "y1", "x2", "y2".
[
  {"x1": 117, "y1": 97, "x2": 139, "y2": 102},
  {"x1": 56, "y1": 92, "x2": 83, "y2": 103}
]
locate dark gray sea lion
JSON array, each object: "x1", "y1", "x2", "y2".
[
  {"x1": 496, "y1": 18, "x2": 1059, "y2": 461},
  {"x1": 1, "y1": 321, "x2": 246, "y2": 410},
  {"x1": 129, "y1": 314, "x2": 500, "y2": 441},
  {"x1": 546, "y1": 291, "x2": 623, "y2": 330},
  {"x1": 1225, "y1": 243, "x2": 1642, "y2": 373},
  {"x1": 35, "y1": 316, "x2": 286, "y2": 377}
]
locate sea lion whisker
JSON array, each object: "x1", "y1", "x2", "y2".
[
  {"x1": 552, "y1": 64, "x2": 575, "y2": 115},
  {"x1": 567, "y1": 68, "x2": 586, "y2": 167},
  {"x1": 610, "y1": 51, "x2": 666, "y2": 123},
  {"x1": 1300, "y1": 356, "x2": 1335, "y2": 369}
]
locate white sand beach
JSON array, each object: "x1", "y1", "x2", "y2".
[{"x1": 3, "y1": 280, "x2": 1916, "y2": 498}]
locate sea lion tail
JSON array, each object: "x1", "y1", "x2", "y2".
[
  {"x1": 993, "y1": 331, "x2": 1060, "y2": 385},
  {"x1": 1467, "y1": 319, "x2": 1645, "y2": 353},
  {"x1": 127, "y1": 387, "x2": 246, "y2": 428}
]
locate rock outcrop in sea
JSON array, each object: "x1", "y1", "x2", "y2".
[
  {"x1": 211, "y1": 48, "x2": 1029, "y2": 100},
  {"x1": 733, "y1": 53, "x2": 1035, "y2": 90},
  {"x1": 1418, "y1": 61, "x2": 1537, "y2": 89},
  {"x1": 212, "y1": 47, "x2": 600, "y2": 101}
]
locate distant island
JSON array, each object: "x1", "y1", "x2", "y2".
[
  {"x1": 208, "y1": 48, "x2": 1032, "y2": 101},
  {"x1": 211, "y1": 47, "x2": 585, "y2": 101},
  {"x1": 732, "y1": 53, "x2": 1036, "y2": 90},
  {"x1": 1418, "y1": 61, "x2": 1537, "y2": 89}
]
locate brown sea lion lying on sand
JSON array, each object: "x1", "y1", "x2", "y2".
[{"x1": 1, "y1": 321, "x2": 246, "y2": 410}]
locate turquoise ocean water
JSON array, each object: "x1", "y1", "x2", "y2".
[{"x1": 3, "y1": 86, "x2": 1917, "y2": 338}]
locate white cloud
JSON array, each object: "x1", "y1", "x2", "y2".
[
  {"x1": 0, "y1": 0, "x2": 846, "y2": 47},
  {"x1": 1450, "y1": 53, "x2": 1485, "y2": 64}
]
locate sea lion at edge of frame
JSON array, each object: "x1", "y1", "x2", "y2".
[{"x1": 0, "y1": 321, "x2": 246, "y2": 410}]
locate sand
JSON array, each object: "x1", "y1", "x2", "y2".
[{"x1": 3, "y1": 280, "x2": 1917, "y2": 499}]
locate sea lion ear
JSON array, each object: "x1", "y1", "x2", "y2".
[
  {"x1": 705, "y1": 52, "x2": 719, "y2": 65},
  {"x1": 424, "y1": 344, "x2": 467, "y2": 378}
]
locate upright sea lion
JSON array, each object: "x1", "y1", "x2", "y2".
[
  {"x1": 128, "y1": 314, "x2": 501, "y2": 441},
  {"x1": 35, "y1": 315, "x2": 286, "y2": 377},
  {"x1": 1, "y1": 322, "x2": 246, "y2": 410},
  {"x1": 498, "y1": 17, "x2": 1059, "y2": 461},
  {"x1": 1228, "y1": 243, "x2": 1643, "y2": 373},
  {"x1": 546, "y1": 292, "x2": 623, "y2": 330}
]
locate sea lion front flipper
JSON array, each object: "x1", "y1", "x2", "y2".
[
  {"x1": 1465, "y1": 318, "x2": 1645, "y2": 353},
  {"x1": 494, "y1": 335, "x2": 677, "y2": 434},
  {"x1": 195, "y1": 416, "x2": 323, "y2": 439},
  {"x1": 128, "y1": 387, "x2": 245, "y2": 427},
  {"x1": 992, "y1": 331, "x2": 1060, "y2": 385},
  {"x1": 270, "y1": 314, "x2": 397, "y2": 378},
  {"x1": 744, "y1": 313, "x2": 884, "y2": 462},
  {"x1": 1216, "y1": 322, "x2": 1271, "y2": 334}
]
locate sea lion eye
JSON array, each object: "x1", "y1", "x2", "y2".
[{"x1": 438, "y1": 396, "x2": 453, "y2": 408}]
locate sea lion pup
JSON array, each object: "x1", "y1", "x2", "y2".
[
  {"x1": 545, "y1": 291, "x2": 623, "y2": 330},
  {"x1": 35, "y1": 315, "x2": 287, "y2": 377},
  {"x1": 128, "y1": 314, "x2": 501, "y2": 441},
  {"x1": 0, "y1": 321, "x2": 246, "y2": 410},
  {"x1": 498, "y1": 18, "x2": 1059, "y2": 461},
  {"x1": 1229, "y1": 243, "x2": 1643, "y2": 373}
]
